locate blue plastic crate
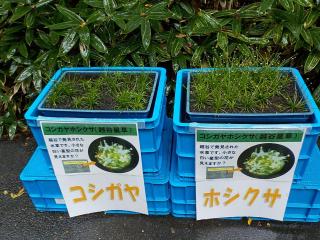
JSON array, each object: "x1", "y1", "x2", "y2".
[
  {"x1": 175, "y1": 136, "x2": 320, "y2": 184},
  {"x1": 38, "y1": 68, "x2": 161, "y2": 118},
  {"x1": 31, "y1": 197, "x2": 171, "y2": 216},
  {"x1": 36, "y1": 119, "x2": 172, "y2": 173},
  {"x1": 25, "y1": 67, "x2": 167, "y2": 153},
  {"x1": 20, "y1": 133, "x2": 172, "y2": 214},
  {"x1": 171, "y1": 203, "x2": 320, "y2": 222},
  {"x1": 173, "y1": 69, "x2": 320, "y2": 182},
  {"x1": 185, "y1": 68, "x2": 314, "y2": 123},
  {"x1": 170, "y1": 151, "x2": 320, "y2": 222}
]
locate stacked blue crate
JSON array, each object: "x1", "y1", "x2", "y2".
[
  {"x1": 21, "y1": 67, "x2": 171, "y2": 216},
  {"x1": 25, "y1": 67, "x2": 168, "y2": 173},
  {"x1": 170, "y1": 68, "x2": 320, "y2": 221},
  {"x1": 20, "y1": 126, "x2": 172, "y2": 214},
  {"x1": 170, "y1": 143, "x2": 320, "y2": 222}
]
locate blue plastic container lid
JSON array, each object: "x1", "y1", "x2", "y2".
[
  {"x1": 38, "y1": 68, "x2": 159, "y2": 118},
  {"x1": 25, "y1": 67, "x2": 167, "y2": 131}
]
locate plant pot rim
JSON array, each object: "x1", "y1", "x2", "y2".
[
  {"x1": 185, "y1": 67, "x2": 314, "y2": 123},
  {"x1": 37, "y1": 68, "x2": 159, "y2": 118}
]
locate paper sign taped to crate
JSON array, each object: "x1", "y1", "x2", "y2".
[
  {"x1": 40, "y1": 121, "x2": 147, "y2": 217},
  {"x1": 195, "y1": 127, "x2": 306, "y2": 220}
]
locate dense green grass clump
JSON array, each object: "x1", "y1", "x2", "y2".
[
  {"x1": 190, "y1": 68, "x2": 306, "y2": 113},
  {"x1": 190, "y1": 52, "x2": 307, "y2": 113},
  {"x1": 45, "y1": 72, "x2": 154, "y2": 110}
]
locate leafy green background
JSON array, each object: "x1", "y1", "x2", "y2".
[{"x1": 1, "y1": 0, "x2": 320, "y2": 139}]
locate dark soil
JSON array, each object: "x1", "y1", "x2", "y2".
[{"x1": 44, "y1": 72, "x2": 155, "y2": 111}]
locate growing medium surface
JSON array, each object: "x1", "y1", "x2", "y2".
[
  {"x1": 190, "y1": 68, "x2": 308, "y2": 114},
  {"x1": 44, "y1": 72, "x2": 155, "y2": 110}
]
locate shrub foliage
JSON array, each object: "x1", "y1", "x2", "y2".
[{"x1": 0, "y1": 0, "x2": 319, "y2": 138}]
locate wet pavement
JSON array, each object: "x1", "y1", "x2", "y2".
[{"x1": 1, "y1": 135, "x2": 320, "y2": 240}]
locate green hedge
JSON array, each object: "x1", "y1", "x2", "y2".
[{"x1": 0, "y1": 0, "x2": 320, "y2": 139}]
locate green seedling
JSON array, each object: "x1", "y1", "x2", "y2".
[
  {"x1": 190, "y1": 50, "x2": 307, "y2": 114},
  {"x1": 45, "y1": 72, "x2": 154, "y2": 111}
]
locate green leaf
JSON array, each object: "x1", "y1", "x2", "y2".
[
  {"x1": 33, "y1": 70, "x2": 42, "y2": 92},
  {"x1": 59, "y1": 30, "x2": 78, "y2": 55},
  {"x1": 311, "y1": 28, "x2": 320, "y2": 51},
  {"x1": 35, "y1": 0, "x2": 54, "y2": 8},
  {"x1": 148, "y1": 52, "x2": 157, "y2": 66},
  {"x1": 84, "y1": 0, "x2": 104, "y2": 8},
  {"x1": 294, "y1": 38, "x2": 304, "y2": 51},
  {"x1": 16, "y1": 66, "x2": 33, "y2": 82},
  {"x1": 34, "y1": 51, "x2": 50, "y2": 65},
  {"x1": 179, "y1": 2, "x2": 195, "y2": 16},
  {"x1": 304, "y1": 10, "x2": 320, "y2": 29},
  {"x1": 232, "y1": 18, "x2": 241, "y2": 34},
  {"x1": 191, "y1": 46, "x2": 204, "y2": 66},
  {"x1": 24, "y1": 12, "x2": 35, "y2": 28},
  {"x1": 56, "y1": 5, "x2": 84, "y2": 24},
  {"x1": 153, "y1": 45, "x2": 170, "y2": 61},
  {"x1": 18, "y1": 42, "x2": 28, "y2": 58},
  {"x1": 46, "y1": 21, "x2": 79, "y2": 30},
  {"x1": 170, "y1": 38, "x2": 184, "y2": 57},
  {"x1": 260, "y1": 0, "x2": 274, "y2": 11},
  {"x1": 313, "y1": 84, "x2": 320, "y2": 105},
  {"x1": 279, "y1": 0, "x2": 295, "y2": 12},
  {"x1": 17, "y1": 120, "x2": 27, "y2": 130},
  {"x1": 301, "y1": 28, "x2": 313, "y2": 46},
  {"x1": 293, "y1": 0, "x2": 314, "y2": 7},
  {"x1": 25, "y1": 29, "x2": 33, "y2": 46},
  {"x1": 8, "y1": 123, "x2": 17, "y2": 140},
  {"x1": 141, "y1": 19, "x2": 151, "y2": 50},
  {"x1": 131, "y1": 52, "x2": 144, "y2": 66},
  {"x1": 38, "y1": 31, "x2": 52, "y2": 46},
  {"x1": 304, "y1": 51, "x2": 320, "y2": 73},
  {"x1": 79, "y1": 26, "x2": 90, "y2": 63},
  {"x1": 90, "y1": 34, "x2": 107, "y2": 53},
  {"x1": 49, "y1": 31, "x2": 59, "y2": 45},
  {"x1": 273, "y1": 25, "x2": 283, "y2": 43},
  {"x1": 217, "y1": 32, "x2": 228, "y2": 51},
  {"x1": 112, "y1": 15, "x2": 126, "y2": 30},
  {"x1": 103, "y1": 0, "x2": 117, "y2": 14},
  {"x1": 237, "y1": 44, "x2": 252, "y2": 56},
  {"x1": 79, "y1": 26, "x2": 90, "y2": 46},
  {"x1": 126, "y1": 15, "x2": 143, "y2": 33},
  {"x1": 285, "y1": 22, "x2": 302, "y2": 39},
  {"x1": 173, "y1": 54, "x2": 188, "y2": 72},
  {"x1": 10, "y1": 6, "x2": 32, "y2": 22},
  {"x1": 86, "y1": 10, "x2": 105, "y2": 24},
  {"x1": 0, "y1": 125, "x2": 3, "y2": 138},
  {"x1": 198, "y1": 11, "x2": 220, "y2": 29},
  {"x1": 9, "y1": 62, "x2": 18, "y2": 76},
  {"x1": 145, "y1": 2, "x2": 170, "y2": 20},
  {"x1": 247, "y1": 37, "x2": 269, "y2": 45}
]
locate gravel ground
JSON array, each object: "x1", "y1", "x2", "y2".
[{"x1": 0, "y1": 135, "x2": 320, "y2": 240}]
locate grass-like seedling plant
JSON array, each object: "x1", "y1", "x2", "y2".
[
  {"x1": 190, "y1": 51, "x2": 307, "y2": 114},
  {"x1": 45, "y1": 72, "x2": 154, "y2": 111}
]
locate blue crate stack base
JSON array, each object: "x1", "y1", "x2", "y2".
[
  {"x1": 170, "y1": 68, "x2": 320, "y2": 222},
  {"x1": 21, "y1": 67, "x2": 171, "y2": 216}
]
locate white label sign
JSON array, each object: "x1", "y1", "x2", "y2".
[
  {"x1": 41, "y1": 122, "x2": 148, "y2": 217},
  {"x1": 195, "y1": 128, "x2": 306, "y2": 221}
]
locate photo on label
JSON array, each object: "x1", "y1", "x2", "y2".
[
  {"x1": 88, "y1": 136, "x2": 139, "y2": 173},
  {"x1": 62, "y1": 160, "x2": 91, "y2": 174},
  {"x1": 206, "y1": 166, "x2": 235, "y2": 179},
  {"x1": 237, "y1": 143, "x2": 295, "y2": 179}
]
